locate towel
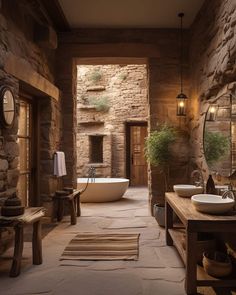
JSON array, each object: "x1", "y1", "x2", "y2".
[{"x1": 54, "y1": 151, "x2": 67, "y2": 177}]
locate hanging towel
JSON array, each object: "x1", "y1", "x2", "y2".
[{"x1": 54, "y1": 151, "x2": 67, "y2": 177}]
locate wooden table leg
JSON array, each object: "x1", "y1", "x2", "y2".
[
  {"x1": 76, "y1": 194, "x2": 81, "y2": 217},
  {"x1": 32, "y1": 220, "x2": 42, "y2": 265},
  {"x1": 10, "y1": 225, "x2": 24, "y2": 277},
  {"x1": 69, "y1": 199, "x2": 77, "y2": 225},
  {"x1": 57, "y1": 198, "x2": 64, "y2": 221},
  {"x1": 185, "y1": 231, "x2": 198, "y2": 295},
  {"x1": 165, "y1": 200, "x2": 173, "y2": 246}
]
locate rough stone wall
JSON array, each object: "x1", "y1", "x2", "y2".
[
  {"x1": 76, "y1": 64, "x2": 148, "y2": 178},
  {"x1": 0, "y1": 0, "x2": 60, "y2": 251},
  {"x1": 189, "y1": 0, "x2": 236, "y2": 177}
]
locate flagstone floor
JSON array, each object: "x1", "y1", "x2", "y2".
[{"x1": 0, "y1": 187, "x2": 234, "y2": 295}]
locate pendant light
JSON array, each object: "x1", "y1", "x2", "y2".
[{"x1": 176, "y1": 12, "x2": 187, "y2": 116}]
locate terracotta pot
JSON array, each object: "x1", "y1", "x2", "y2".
[{"x1": 203, "y1": 251, "x2": 232, "y2": 277}]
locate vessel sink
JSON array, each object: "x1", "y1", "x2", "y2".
[
  {"x1": 173, "y1": 184, "x2": 204, "y2": 197},
  {"x1": 191, "y1": 194, "x2": 235, "y2": 214}
]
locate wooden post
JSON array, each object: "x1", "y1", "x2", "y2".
[
  {"x1": 57, "y1": 198, "x2": 64, "y2": 221},
  {"x1": 32, "y1": 220, "x2": 42, "y2": 265},
  {"x1": 69, "y1": 199, "x2": 77, "y2": 225},
  {"x1": 185, "y1": 230, "x2": 197, "y2": 294},
  {"x1": 165, "y1": 200, "x2": 173, "y2": 246},
  {"x1": 10, "y1": 225, "x2": 24, "y2": 277},
  {"x1": 76, "y1": 193, "x2": 81, "y2": 217}
]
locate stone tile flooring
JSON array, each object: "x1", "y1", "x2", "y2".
[{"x1": 0, "y1": 187, "x2": 235, "y2": 294}]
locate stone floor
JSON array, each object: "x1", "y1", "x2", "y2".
[{"x1": 0, "y1": 187, "x2": 235, "y2": 295}]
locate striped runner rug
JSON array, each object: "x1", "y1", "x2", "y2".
[{"x1": 60, "y1": 233, "x2": 140, "y2": 261}]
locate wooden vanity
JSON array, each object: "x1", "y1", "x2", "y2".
[{"x1": 165, "y1": 192, "x2": 236, "y2": 295}]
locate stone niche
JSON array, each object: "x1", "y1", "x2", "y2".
[{"x1": 76, "y1": 64, "x2": 148, "y2": 178}]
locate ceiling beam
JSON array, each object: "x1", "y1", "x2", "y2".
[{"x1": 39, "y1": 0, "x2": 70, "y2": 32}]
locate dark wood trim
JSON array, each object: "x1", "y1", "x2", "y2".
[
  {"x1": 19, "y1": 93, "x2": 40, "y2": 207},
  {"x1": 39, "y1": 0, "x2": 71, "y2": 32},
  {"x1": 125, "y1": 121, "x2": 147, "y2": 182}
]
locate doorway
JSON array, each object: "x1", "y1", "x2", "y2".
[
  {"x1": 17, "y1": 94, "x2": 38, "y2": 207},
  {"x1": 126, "y1": 123, "x2": 148, "y2": 186}
]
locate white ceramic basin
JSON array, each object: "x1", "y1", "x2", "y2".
[
  {"x1": 173, "y1": 184, "x2": 204, "y2": 197},
  {"x1": 191, "y1": 194, "x2": 235, "y2": 214}
]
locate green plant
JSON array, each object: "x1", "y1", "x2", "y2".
[
  {"x1": 145, "y1": 124, "x2": 177, "y2": 167},
  {"x1": 88, "y1": 96, "x2": 110, "y2": 112},
  {"x1": 89, "y1": 71, "x2": 102, "y2": 83},
  {"x1": 204, "y1": 131, "x2": 230, "y2": 165},
  {"x1": 118, "y1": 73, "x2": 128, "y2": 81}
]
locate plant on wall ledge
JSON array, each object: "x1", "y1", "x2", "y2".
[
  {"x1": 88, "y1": 96, "x2": 110, "y2": 112},
  {"x1": 145, "y1": 123, "x2": 177, "y2": 190},
  {"x1": 204, "y1": 131, "x2": 230, "y2": 166},
  {"x1": 89, "y1": 71, "x2": 102, "y2": 83},
  {"x1": 118, "y1": 73, "x2": 128, "y2": 81}
]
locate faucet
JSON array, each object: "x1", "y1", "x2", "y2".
[
  {"x1": 88, "y1": 166, "x2": 96, "y2": 183},
  {"x1": 222, "y1": 184, "x2": 235, "y2": 200},
  {"x1": 191, "y1": 169, "x2": 204, "y2": 189}
]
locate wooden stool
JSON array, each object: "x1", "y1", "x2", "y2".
[
  {"x1": 0, "y1": 207, "x2": 45, "y2": 277},
  {"x1": 53, "y1": 189, "x2": 81, "y2": 225}
]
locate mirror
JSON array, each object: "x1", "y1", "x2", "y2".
[
  {"x1": 0, "y1": 87, "x2": 15, "y2": 128},
  {"x1": 204, "y1": 93, "x2": 236, "y2": 177}
]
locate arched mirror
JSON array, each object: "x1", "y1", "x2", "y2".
[
  {"x1": 204, "y1": 92, "x2": 236, "y2": 177},
  {"x1": 0, "y1": 86, "x2": 16, "y2": 128}
]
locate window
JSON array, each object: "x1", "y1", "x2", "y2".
[{"x1": 89, "y1": 135, "x2": 103, "y2": 163}]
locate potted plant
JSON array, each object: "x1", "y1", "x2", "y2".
[{"x1": 145, "y1": 123, "x2": 177, "y2": 226}]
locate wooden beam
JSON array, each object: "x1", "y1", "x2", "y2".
[
  {"x1": 4, "y1": 53, "x2": 59, "y2": 101},
  {"x1": 39, "y1": 0, "x2": 70, "y2": 32}
]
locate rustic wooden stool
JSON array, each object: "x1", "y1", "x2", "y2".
[
  {"x1": 53, "y1": 189, "x2": 81, "y2": 225},
  {"x1": 0, "y1": 207, "x2": 45, "y2": 277}
]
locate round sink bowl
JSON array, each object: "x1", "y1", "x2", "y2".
[
  {"x1": 173, "y1": 184, "x2": 204, "y2": 198},
  {"x1": 191, "y1": 194, "x2": 235, "y2": 214}
]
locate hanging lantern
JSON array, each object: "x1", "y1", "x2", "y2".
[
  {"x1": 176, "y1": 93, "x2": 187, "y2": 116},
  {"x1": 176, "y1": 13, "x2": 188, "y2": 116}
]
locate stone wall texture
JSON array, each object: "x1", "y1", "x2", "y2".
[
  {"x1": 0, "y1": 0, "x2": 59, "y2": 252},
  {"x1": 76, "y1": 64, "x2": 148, "y2": 178},
  {"x1": 189, "y1": 0, "x2": 236, "y2": 177}
]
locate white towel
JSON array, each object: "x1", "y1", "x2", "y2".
[{"x1": 54, "y1": 151, "x2": 67, "y2": 177}]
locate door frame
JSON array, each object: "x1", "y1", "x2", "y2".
[
  {"x1": 18, "y1": 92, "x2": 40, "y2": 206},
  {"x1": 125, "y1": 121, "x2": 148, "y2": 183}
]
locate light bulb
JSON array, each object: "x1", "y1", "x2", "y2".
[{"x1": 179, "y1": 101, "x2": 185, "y2": 108}]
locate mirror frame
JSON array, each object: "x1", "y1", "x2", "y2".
[{"x1": 0, "y1": 86, "x2": 16, "y2": 128}]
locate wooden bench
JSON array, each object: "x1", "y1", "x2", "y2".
[
  {"x1": 53, "y1": 189, "x2": 82, "y2": 225},
  {"x1": 0, "y1": 207, "x2": 45, "y2": 277}
]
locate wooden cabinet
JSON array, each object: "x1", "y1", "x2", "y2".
[{"x1": 165, "y1": 192, "x2": 236, "y2": 295}]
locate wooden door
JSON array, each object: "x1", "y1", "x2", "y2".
[
  {"x1": 130, "y1": 126, "x2": 147, "y2": 186},
  {"x1": 17, "y1": 95, "x2": 38, "y2": 206}
]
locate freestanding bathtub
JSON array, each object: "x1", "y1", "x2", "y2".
[{"x1": 77, "y1": 178, "x2": 129, "y2": 203}]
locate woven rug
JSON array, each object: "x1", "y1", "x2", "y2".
[{"x1": 60, "y1": 233, "x2": 140, "y2": 261}]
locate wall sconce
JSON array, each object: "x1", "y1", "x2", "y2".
[
  {"x1": 206, "y1": 104, "x2": 218, "y2": 121},
  {"x1": 176, "y1": 12, "x2": 188, "y2": 117}
]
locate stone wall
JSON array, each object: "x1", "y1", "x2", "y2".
[
  {"x1": 189, "y1": 0, "x2": 236, "y2": 177},
  {"x1": 76, "y1": 64, "x2": 148, "y2": 178},
  {"x1": 0, "y1": 0, "x2": 60, "y2": 251}
]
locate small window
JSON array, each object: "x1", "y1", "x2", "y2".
[{"x1": 89, "y1": 135, "x2": 103, "y2": 163}]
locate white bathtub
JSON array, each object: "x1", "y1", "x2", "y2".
[{"x1": 77, "y1": 178, "x2": 129, "y2": 203}]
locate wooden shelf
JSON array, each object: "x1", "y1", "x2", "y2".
[
  {"x1": 168, "y1": 228, "x2": 186, "y2": 264},
  {"x1": 197, "y1": 265, "x2": 236, "y2": 287},
  {"x1": 165, "y1": 192, "x2": 236, "y2": 293}
]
